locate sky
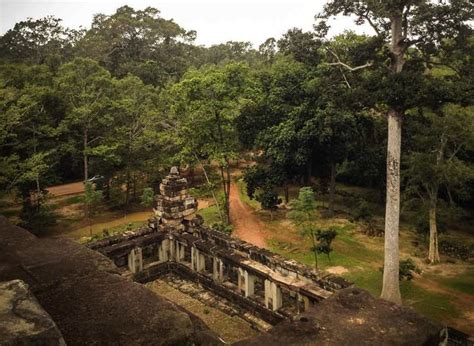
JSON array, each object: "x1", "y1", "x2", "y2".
[{"x1": 0, "y1": 0, "x2": 371, "y2": 47}]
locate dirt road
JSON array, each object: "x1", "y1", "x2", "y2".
[
  {"x1": 229, "y1": 182, "x2": 269, "y2": 249},
  {"x1": 47, "y1": 182, "x2": 84, "y2": 197}
]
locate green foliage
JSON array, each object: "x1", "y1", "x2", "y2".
[
  {"x1": 399, "y1": 259, "x2": 421, "y2": 281},
  {"x1": 140, "y1": 187, "x2": 154, "y2": 207},
  {"x1": 77, "y1": 6, "x2": 196, "y2": 86},
  {"x1": 379, "y1": 258, "x2": 421, "y2": 281},
  {"x1": 256, "y1": 187, "x2": 281, "y2": 219},
  {"x1": 288, "y1": 187, "x2": 319, "y2": 267},
  {"x1": 83, "y1": 182, "x2": 102, "y2": 217},
  {"x1": 314, "y1": 229, "x2": 338, "y2": 261},
  {"x1": 353, "y1": 199, "x2": 373, "y2": 222},
  {"x1": 211, "y1": 222, "x2": 233, "y2": 235},
  {"x1": 19, "y1": 193, "x2": 57, "y2": 234}
]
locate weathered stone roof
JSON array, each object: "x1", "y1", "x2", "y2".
[
  {"x1": 0, "y1": 216, "x2": 221, "y2": 345},
  {"x1": 236, "y1": 287, "x2": 444, "y2": 345},
  {"x1": 0, "y1": 279, "x2": 65, "y2": 345}
]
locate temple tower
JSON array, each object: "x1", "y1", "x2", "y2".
[{"x1": 154, "y1": 167, "x2": 197, "y2": 230}]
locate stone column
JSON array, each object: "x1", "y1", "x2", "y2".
[
  {"x1": 213, "y1": 257, "x2": 219, "y2": 281},
  {"x1": 302, "y1": 295, "x2": 310, "y2": 311},
  {"x1": 158, "y1": 239, "x2": 169, "y2": 262},
  {"x1": 169, "y1": 239, "x2": 175, "y2": 261},
  {"x1": 271, "y1": 282, "x2": 282, "y2": 311},
  {"x1": 264, "y1": 279, "x2": 272, "y2": 308},
  {"x1": 219, "y1": 260, "x2": 225, "y2": 281},
  {"x1": 244, "y1": 271, "x2": 255, "y2": 297},
  {"x1": 180, "y1": 244, "x2": 185, "y2": 262},
  {"x1": 191, "y1": 246, "x2": 196, "y2": 271},
  {"x1": 238, "y1": 268, "x2": 245, "y2": 293},
  {"x1": 128, "y1": 247, "x2": 143, "y2": 274},
  {"x1": 197, "y1": 252, "x2": 205, "y2": 272}
]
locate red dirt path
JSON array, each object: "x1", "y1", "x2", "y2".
[
  {"x1": 47, "y1": 182, "x2": 84, "y2": 197},
  {"x1": 229, "y1": 182, "x2": 269, "y2": 249}
]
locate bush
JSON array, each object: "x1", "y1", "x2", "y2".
[
  {"x1": 140, "y1": 187, "x2": 154, "y2": 207},
  {"x1": 211, "y1": 222, "x2": 233, "y2": 235},
  {"x1": 379, "y1": 258, "x2": 421, "y2": 281},
  {"x1": 399, "y1": 258, "x2": 421, "y2": 280},
  {"x1": 353, "y1": 199, "x2": 373, "y2": 222},
  {"x1": 19, "y1": 201, "x2": 57, "y2": 235}
]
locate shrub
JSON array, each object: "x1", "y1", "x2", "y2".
[
  {"x1": 211, "y1": 222, "x2": 233, "y2": 235},
  {"x1": 379, "y1": 258, "x2": 421, "y2": 281}
]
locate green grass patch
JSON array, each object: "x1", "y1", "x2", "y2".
[
  {"x1": 235, "y1": 179, "x2": 261, "y2": 210},
  {"x1": 106, "y1": 221, "x2": 146, "y2": 234},
  {"x1": 401, "y1": 281, "x2": 462, "y2": 321},
  {"x1": 426, "y1": 268, "x2": 474, "y2": 296},
  {"x1": 64, "y1": 195, "x2": 83, "y2": 205},
  {"x1": 269, "y1": 224, "x2": 383, "y2": 272},
  {"x1": 198, "y1": 205, "x2": 223, "y2": 225}
]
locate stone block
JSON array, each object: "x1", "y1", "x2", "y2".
[{"x1": 0, "y1": 280, "x2": 66, "y2": 345}]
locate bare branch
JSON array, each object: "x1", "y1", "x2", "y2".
[
  {"x1": 361, "y1": 12, "x2": 381, "y2": 36},
  {"x1": 326, "y1": 48, "x2": 373, "y2": 71},
  {"x1": 338, "y1": 67, "x2": 351, "y2": 89}
]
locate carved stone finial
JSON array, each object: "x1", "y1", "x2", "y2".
[{"x1": 154, "y1": 167, "x2": 197, "y2": 230}]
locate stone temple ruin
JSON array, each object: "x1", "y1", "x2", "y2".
[
  {"x1": 88, "y1": 167, "x2": 351, "y2": 324},
  {"x1": 0, "y1": 167, "x2": 449, "y2": 344}
]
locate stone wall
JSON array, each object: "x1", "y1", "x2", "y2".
[{"x1": 0, "y1": 216, "x2": 221, "y2": 345}]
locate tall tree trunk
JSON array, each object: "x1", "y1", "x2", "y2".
[
  {"x1": 215, "y1": 110, "x2": 231, "y2": 225},
  {"x1": 132, "y1": 173, "x2": 137, "y2": 201},
  {"x1": 311, "y1": 231, "x2": 318, "y2": 270},
  {"x1": 125, "y1": 169, "x2": 131, "y2": 214},
  {"x1": 428, "y1": 190, "x2": 440, "y2": 264},
  {"x1": 33, "y1": 126, "x2": 41, "y2": 206},
  {"x1": 329, "y1": 161, "x2": 336, "y2": 217},
  {"x1": 381, "y1": 12, "x2": 405, "y2": 305},
  {"x1": 195, "y1": 154, "x2": 223, "y2": 222},
  {"x1": 381, "y1": 110, "x2": 402, "y2": 304},
  {"x1": 83, "y1": 128, "x2": 89, "y2": 182},
  {"x1": 284, "y1": 183, "x2": 289, "y2": 204},
  {"x1": 225, "y1": 163, "x2": 231, "y2": 225},
  {"x1": 219, "y1": 165, "x2": 231, "y2": 225}
]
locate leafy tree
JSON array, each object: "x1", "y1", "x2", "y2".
[
  {"x1": 288, "y1": 187, "x2": 319, "y2": 269},
  {"x1": 319, "y1": 0, "x2": 474, "y2": 304},
  {"x1": 83, "y1": 181, "x2": 102, "y2": 236},
  {"x1": 256, "y1": 187, "x2": 281, "y2": 220},
  {"x1": 140, "y1": 187, "x2": 154, "y2": 207},
  {"x1": 77, "y1": 6, "x2": 196, "y2": 86},
  {"x1": 107, "y1": 75, "x2": 161, "y2": 209},
  {"x1": 56, "y1": 58, "x2": 113, "y2": 181},
  {"x1": 278, "y1": 28, "x2": 322, "y2": 66},
  {"x1": 300, "y1": 106, "x2": 356, "y2": 216},
  {"x1": 168, "y1": 62, "x2": 256, "y2": 224},
  {"x1": 405, "y1": 104, "x2": 474, "y2": 263},
  {"x1": 0, "y1": 16, "x2": 82, "y2": 65},
  {"x1": 258, "y1": 38, "x2": 277, "y2": 63},
  {"x1": 199, "y1": 41, "x2": 258, "y2": 66},
  {"x1": 315, "y1": 228, "x2": 337, "y2": 261}
]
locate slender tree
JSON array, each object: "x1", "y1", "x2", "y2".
[
  {"x1": 405, "y1": 104, "x2": 474, "y2": 263},
  {"x1": 319, "y1": 0, "x2": 473, "y2": 304},
  {"x1": 288, "y1": 187, "x2": 319, "y2": 269},
  {"x1": 57, "y1": 58, "x2": 113, "y2": 181}
]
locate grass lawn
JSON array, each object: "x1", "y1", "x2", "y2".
[
  {"x1": 198, "y1": 205, "x2": 223, "y2": 225},
  {"x1": 232, "y1": 179, "x2": 474, "y2": 334}
]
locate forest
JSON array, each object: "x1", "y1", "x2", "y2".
[{"x1": 0, "y1": 1, "x2": 473, "y2": 330}]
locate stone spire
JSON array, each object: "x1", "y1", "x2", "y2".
[{"x1": 154, "y1": 167, "x2": 197, "y2": 229}]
